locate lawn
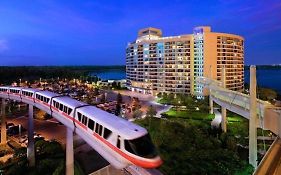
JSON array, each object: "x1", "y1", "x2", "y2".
[
  {"x1": 227, "y1": 113, "x2": 248, "y2": 122},
  {"x1": 163, "y1": 109, "x2": 215, "y2": 121}
]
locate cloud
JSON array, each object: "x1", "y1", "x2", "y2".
[{"x1": 0, "y1": 39, "x2": 8, "y2": 52}]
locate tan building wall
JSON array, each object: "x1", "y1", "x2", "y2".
[{"x1": 126, "y1": 26, "x2": 244, "y2": 96}]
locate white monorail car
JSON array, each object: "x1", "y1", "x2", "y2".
[{"x1": 0, "y1": 86, "x2": 162, "y2": 169}]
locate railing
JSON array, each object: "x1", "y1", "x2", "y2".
[{"x1": 253, "y1": 137, "x2": 281, "y2": 175}]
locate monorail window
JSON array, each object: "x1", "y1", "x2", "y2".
[
  {"x1": 77, "y1": 112, "x2": 82, "y2": 121},
  {"x1": 67, "y1": 108, "x2": 72, "y2": 115},
  {"x1": 117, "y1": 136, "x2": 121, "y2": 149},
  {"x1": 124, "y1": 134, "x2": 157, "y2": 158},
  {"x1": 0, "y1": 88, "x2": 6, "y2": 92},
  {"x1": 43, "y1": 97, "x2": 50, "y2": 103},
  {"x1": 11, "y1": 89, "x2": 19, "y2": 93},
  {"x1": 95, "y1": 123, "x2": 100, "y2": 133},
  {"x1": 82, "y1": 115, "x2": 88, "y2": 125},
  {"x1": 24, "y1": 91, "x2": 33, "y2": 97},
  {"x1": 55, "y1": 102, "x2": 59, "y2": 108},
  {"x1": 59, "y1": 104, "x2": 63, "y2": 111},
  {"x1": 103, "y1": 127, "x2": 112, "y2": 139},
  {"x1": 98, "y1": 125, "x2": 103, "y2": 136},
  {"x1": 63, "y1": 106, "x2": 68, "y2": 113},
  {"x1": 88, "y1": 119, "x2": 95, "y2": 130}
]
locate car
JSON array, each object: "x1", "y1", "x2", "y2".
[
  {"x1": 23, "y1": 135, "x2": 45, "y2": 146},
  {"x1": 6, "y1": 123, "x2": 15, "y2": 129},
  {"x1": 19, "y1": 137, "x2": 28, "y2": 143},
  {"x1": 7, "y1": 125, "x2": 26, "y2": 136}
]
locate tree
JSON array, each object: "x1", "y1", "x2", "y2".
[
  {"x1": 258, "y1": 87, "x2": 277, "y2": 101},
  {"x1": 14, "y1": 147, "x2": 27, "y2": 159},
  {"x1": 132, "y1": 97, "x2": 140, "y2": 111},
  {"x1": 115, "y1": 103, "x2": 121, "y2": 116},
  {"x1": 93, "y1": 88, "x2": 99, "y2": 96},
  {"x1": 116, "y1": 93, "x2": 123, "y2": 104},
  {"x1": 35, "y1": 140, "x2": 63, "y2": 156},
  {"x1": 112, "y1": 81, "x2": 117, "y2": 88},
  {"x1": 146, "y1": 105, "x2": 157, "y2": 118},
  {"x1": 100, "y1": 93, "x2": 106, "y2": 103},
  {"x1": 132, "y1": 109, "x2": 142, "y2": 119},
  {"x1": 52, "y1": 160, "x2": 65, "y2": 175},
  {"x1": 167, "y1": 93, "x2": 174, "y2": 101},
  {"x1": 157, "y1": 93, "x2": 162, "y2": 98},
  {"x1": 162, "y1": 92, "x2": 168, "y2": 100},
  {"x1": 146, "y1": 105, "x2": 157, "y2": 131},
  {"x1": 115, "y1": 93, "x2": 123, "y2": 116}
]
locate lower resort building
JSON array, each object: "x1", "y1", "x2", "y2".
[{"x1": 126, "y1": 26, "x2": 244, "y2": 97}]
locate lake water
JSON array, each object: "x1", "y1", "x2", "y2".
[
  {"x1": 245, "y1": 68, "x2": 281, "y2": 94},
  {"x1": 91, "y1": 68, "x2": 281, "y2": 94},
  {"x1": 90, "y1": 70, "x2": 126, "y2": 80}
]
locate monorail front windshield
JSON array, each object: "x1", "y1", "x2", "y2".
[{"x1": 124, "y1": 134, "x2": 157, "y2": 158}]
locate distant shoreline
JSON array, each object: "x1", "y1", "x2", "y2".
[
  {"x1": 0, "y1": 65, "x2": 280, "y2": 69},
  {"x1": 244, "y1": 65, "x2": 281, "y2": 70}
]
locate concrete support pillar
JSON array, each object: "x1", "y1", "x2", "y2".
[
  {"x1": 278, "y1": 112, "x2": 281, "y2": 138},
  {"x1": 249, "y1": 65, "x2": 258, "y2": 169},
  {"x1": 221, "y1": 107, "x2": 227, "y2": 132},
  {"x1": 1, "y1": 98, "x2": 7, "y2": 144},
  {"x1": 66, "y1": 128, "x2": 74, "y2": 175},
  {"x1": 27, "y1": 104, "x2": 35, "y2": 167},
  {"x1": 221, "y1": 66, "x2": 227, "y2": 132},
  {"x1": 209, "y1": 96, "x2": 214, "y2": 114},
  {"x1": 209, "y1": 65, "x2": 214, "y2": 114}
]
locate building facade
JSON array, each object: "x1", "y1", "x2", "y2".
[{"x1": 126, "y1": 26, "x2": 244, "y2": 96}]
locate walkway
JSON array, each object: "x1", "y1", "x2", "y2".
[
  {"x1": 254, "y1": 138, "x2": 281, "y2": 175},
  {"x1": 155, "y1": 104, "x2": 172, "y2": 118},
  {"x1": 211, "y1": 108, "x2": 222, "y2": 128}
]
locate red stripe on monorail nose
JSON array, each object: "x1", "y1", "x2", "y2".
[{"x1": 93, "y1": 132, "x2": 163, "y2": 168}]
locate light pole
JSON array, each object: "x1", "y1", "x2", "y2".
[{"x1": 18, "y1": 124, "x2": 22, "y2": 142}]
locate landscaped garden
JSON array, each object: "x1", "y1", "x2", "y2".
[
  {"x1": 136, "y1": 117, "x2": 254, "y2": 175},
  {"x1": 139, "y1": 93, "x2": 275, "y2": 175}
]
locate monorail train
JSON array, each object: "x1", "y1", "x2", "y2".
[{"x1": 0, "y1": 86, "x2": 162, "y2": 169}]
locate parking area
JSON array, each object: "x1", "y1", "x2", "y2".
[{"x1": 6, "y1": 116, "x2": 67, "y2": 145}]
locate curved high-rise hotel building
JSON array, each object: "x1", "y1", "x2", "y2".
[{"x1": 126, "y1": 26, "x2": 244, "y2": 97}]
